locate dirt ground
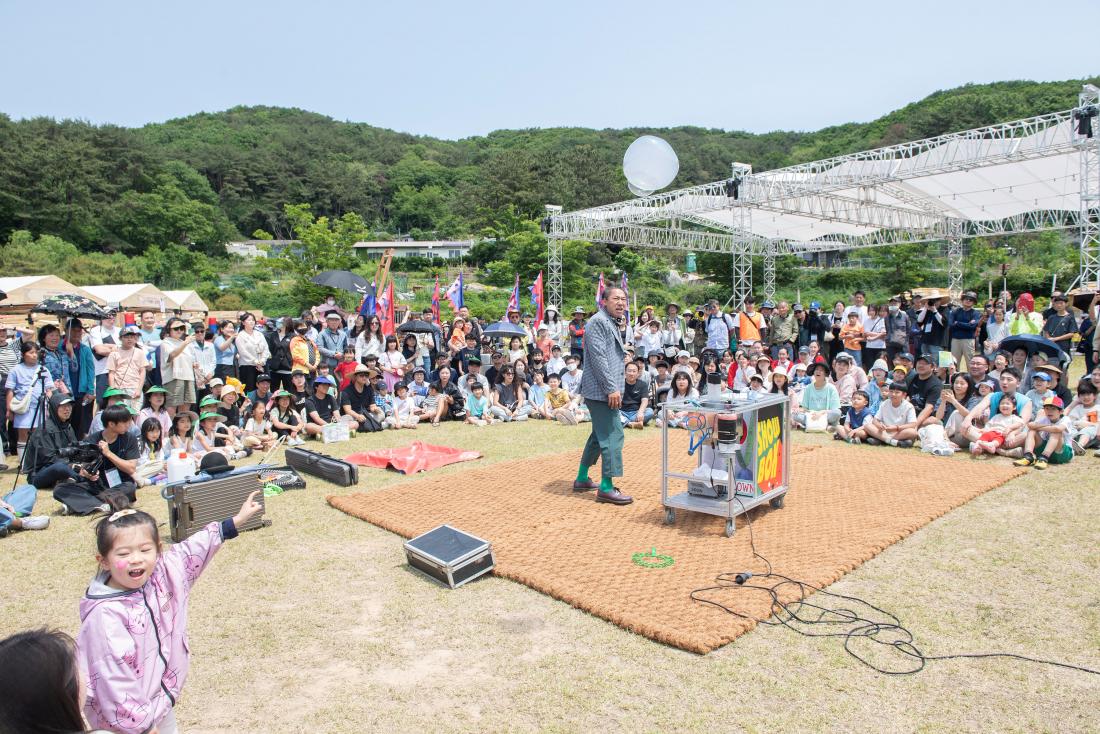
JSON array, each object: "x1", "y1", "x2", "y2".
[{"x1": 2, "y1": 415, "x2": 1098, "y2": 733}]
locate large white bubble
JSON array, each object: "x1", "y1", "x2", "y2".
[
  {"x1": 623, "y1": 135, "x2": 679, "y2": 192},
  {"x1": 628, "y1": 182, "x2": 654, "y2": 198}
]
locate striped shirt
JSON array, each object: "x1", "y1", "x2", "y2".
[{"x1": 0, "y1": 337, "x2": 21, "y2": 378}]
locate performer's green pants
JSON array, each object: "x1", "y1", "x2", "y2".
[{"x1": 580, "y1": 398, "x2": 624, "y2": 478}]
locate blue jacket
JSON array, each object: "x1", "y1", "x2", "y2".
[
  {"x1": 63, "y1": 340, "x2": 96, "y2": 396},
  {"x1": 947, "y1": 307, "x2": 980, "y2": 341}
]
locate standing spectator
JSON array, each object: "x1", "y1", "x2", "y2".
[
  {"x1": 734, "y1": 297, "x2": 763, "y2": 347},
  {"x1": 1042, "y1": 293, "x2": 1076, "y2": 385},
  {"x1": 568, "y1": 307, "x2": 587, "y2": 360},
  {"x1": 159, "y1": 318, "x2": 199, "y2": 416},
  {"x1": 418, "y1": 308, "x2": 443, "y2": 372},
  {"x1": 825, "y1": 301, "x2": 846, "y2": 364},
  {"x1": 105, "y1": 325, "x2": 148, "y2": 411},
  {"x1": 7, "y1": 342, "x2": 51, "y2": 466},
  {"x1": 61, "y1": 320, "x2": 95, "y2": 439},
  {"x1": 1008, "y1": 292, "x2": 1043, "y2": 335},
  {"x1": 213, "y1": 320, "x2": 239, "y2": 381},
  {"x1": 289, "y1": 320, "x2": 322, "y2": 376},
  {"x1": 354, "y1": 315, "x2": 385, "y2": 365},
  {"x1": 317, "y1": 312, "x2": 349, "y2": 370},
  {"x1": 704, "y1": 300, "x2": 737, "y2": 352},
  {"x1": 767, "y1": 301, "x2": 798, "y2": 360},
  {"x1": 0, "y1": 325, "x2": 20, "y2": 461},
  {"x1": 137, "y1": 309, "x2": 163, "y2": 387},
  {"x1": 862, "y1": 304, "x2": 886, "y2": 369},
  {"x1": 85, "y1": 313, "x2": 120, "y2": 406},
  {"x1": 838, "y1": 311, "x2": 865, "y2": 367},
  {"x1": 983, "y1": 303, "x2": 1010, "y2": 357},
  {"x1": 38, "y1": 324, "x2": 71, "y2": 396},
  {"x1": 947, "y1": 291, "x2": 981, "y2": 369},
  {"x1": 801, "y1": 302, "x2": 827, "y2": 348},
  {"x1": 539, "y1": 305, "x2": 565, "y2": 349},
  {"x1": 843, "y1": 290, "x2": 869, "y2": 321},
  {"x1": 663, "y1": 303, "x2": 685, "y2": 350},
  {"x1": 235, "y1": 312, "x2": 271, "y2": 392},
  {"x1": 379, "y1": 335, "x2": 407, "y2": 391},
  {"x1": 883, "y1": 297, "x2": 910, "y2": 367},
  {"x1": 192, "y1": 325, "x2": 217, "y2": 399}
]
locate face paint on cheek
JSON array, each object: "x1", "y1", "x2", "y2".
[{"x1": 115, "y1": 560, "x2": 129, "y2": 571}]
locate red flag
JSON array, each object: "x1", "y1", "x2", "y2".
[
  {"x1": 530, "y1": 271, "x2": 544, "y2": 326},
  {"x1": 377, "y1": 281, "x2": 395, "y2": 336},
  {"x1": 431, "y1": 276, "x2": 441, "y2": 323}
]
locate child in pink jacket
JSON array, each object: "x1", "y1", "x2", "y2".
[{"x1": 76, "y1": 493, "x2": 262, "y2": 734}]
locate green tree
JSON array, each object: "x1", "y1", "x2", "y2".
[
  {"x1": 276, "y1": 203, "x2": 368, "y2": 309},
  {"x1": 141, "y1": 243, "x2": 221, "y2": 289}
]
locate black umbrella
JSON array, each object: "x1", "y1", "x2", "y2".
[
  {"x1": 998, "y1": 333, "x2": 1064, "y2": 362},
  {"x1": 482, "y1": 320, "x2": 527, "y2": 339},
  {"x1": 397, "y1": 319, "x2": 437, "y2": 334},
  {"x1": 310, "y1": 270, "x2": 372, "y2": 295},
  {"x1": 31, "y1": 294, "x2": 112, "y2": 321}
]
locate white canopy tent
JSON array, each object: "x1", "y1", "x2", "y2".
[
  {"x1": 0, "y1": 275, "x2": 106, "y2": 310},
  {"x1": 82, "y1": 284, "x2": 170, "y2": 312},
  {"x1": 163, "y1": 290, "x2": 210, "y2": 314},
  {"x1": 546, "y1": 84, "x2": 1100, "y2": 309}
]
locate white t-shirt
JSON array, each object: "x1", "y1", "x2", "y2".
[
  {"x1": 843, "y1": 305, "x2": 869, "y2": 322},
  {"x1": 561, "y1": 368, "x2": 583, "y2": 395},
  {"x1": 875, "y1": 399, "x2": 916, "y2": 426},
  {"x1": 85, "y1": 325, "x2": 120, "y2": 376},
  {"x1": 1067, "y1": 403, "x2": 1099, "y2": 433},
  {"x1": 862, "y1": 316, "x2": 886, "y2": 349},
  {"x1": 1035, "y1": 414, "x2": 1072, "y2": 441}
]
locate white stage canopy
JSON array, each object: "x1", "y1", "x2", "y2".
[{"x1": 546, "y1": 85, "x2": 1100, "y2": 308}]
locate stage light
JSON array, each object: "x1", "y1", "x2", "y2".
[
  {"x1": 1074, "y1": 106, "x2": 1097, "y2": 137},
  {"x1": 725, "y1": 178, "x2": 740, "y2": 200}
]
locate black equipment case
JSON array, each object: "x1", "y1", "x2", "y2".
[
  {"x1": 284, "y1": 447, "x2": 359, "y2": 487},
  {"x1": 404, "y1": 525, "x2": 495, "y2": 589}
]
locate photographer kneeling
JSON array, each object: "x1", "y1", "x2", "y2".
[
  {"x1": 52, "y1": 404, "x2": 139, "y2": 515},
  {"x1": 24, "y1": 393, "x2": 95, "y2": 489}
]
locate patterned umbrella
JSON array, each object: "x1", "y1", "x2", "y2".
[{"x1": 31, "y1": 293, "x2": 112, "y2": 320}]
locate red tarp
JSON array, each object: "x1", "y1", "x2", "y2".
[{"x1": 345, "y1": 442, "x2": 482, "y2": 475}]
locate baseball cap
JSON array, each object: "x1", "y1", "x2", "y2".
[
  {"x1": 835, "y1": 352, "x2": 854, "y2": 363},
  {"x1": 256, "y1": 374, "x2": 272, "y2": 383},
  {"x1": 892, "y1": 365, "x2": 909, "y2": 375},
  {"x1": 897, "y1": 352, "x2": 914, "y2": 362},
  {"x1": 313, "y1": 375, "x2": 334, "y2": 386},
  {"x1": 55, "y1": 395, "x2": 75, "y2": 407},
  {"x1": 794, "y1": 363, "x2": 807, "y2": 371},
  {"x1": 1032, "y1": 371, "x2": 1051, "y2": 382},
  {"x1": 1042, "y1": 396, "x2": 1064, "y2": 408},
  {"x1": 809, "y1": 301, "x2": 821, "y2": 310},
  {"x1": 120, "y1": 325, "x2": 140, "y2": 336},
  {"x1": 914, "y1": 354, "x2": 933, "y2": 365},
  {"x1": 798, "y1": 346, "x2": 810, "y2": 354},
  {"x1": 468, "y1": 356, "x2": 482, "y2": 365},
  {"x1": 793, "y1": 303, "x2": 804, "y2": 311},
  {"x1": 207, "y1": 378, "x2": 225, "y2": 388},
  {"x1": 677, "y1": 349, "x2": 690, "y2": 358},
  {"x1": 102, "y1": 388, "x2": 128, "y2": 399},
  {"x1": 200, "y1": 396, "x2": 221, "y2": 408}
]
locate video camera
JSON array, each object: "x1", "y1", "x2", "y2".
[{"x1": 57, "y1": 441, "x2": 103, "y2": 468}]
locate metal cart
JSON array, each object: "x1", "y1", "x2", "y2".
[{"x1": 660, "y1": 391, "x2": 790, "y2": 537}]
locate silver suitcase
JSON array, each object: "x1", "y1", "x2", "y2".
[{"x1": 163, "y1": 471, "x2": 270, "y2": 542}]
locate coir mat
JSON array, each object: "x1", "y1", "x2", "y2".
[{"x1": 328, "y1": 434, "x2": 1024, "y2": 653}]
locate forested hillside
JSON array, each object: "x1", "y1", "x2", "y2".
[{"x1": 1, "y1": 77, "x2": 1096, "y2": 253}]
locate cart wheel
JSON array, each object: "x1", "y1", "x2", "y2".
[
  {"x1": 664, "y1": 508, "x2": 675, "y2": 524},
  {"x1": 725, "y1": 519, "x2": 735, "y2": 537},
  {"x1": 769, "y1": 495, "x2": 785, "y2": 510}
]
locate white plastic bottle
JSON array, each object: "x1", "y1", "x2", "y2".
[{"x1": 167, "y1": 451, "x2": 195, "y2": 483}]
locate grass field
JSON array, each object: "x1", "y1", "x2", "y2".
[{"x1": 2, "y1": 413, "x2": 1098, "y2": 733}]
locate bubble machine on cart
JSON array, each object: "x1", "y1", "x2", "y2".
[{"x1": 659, "y1": 392, "x2": 790, "y2": 537}]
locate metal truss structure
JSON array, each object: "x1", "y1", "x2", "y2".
[{"x1": 544, "y1": 86, "x2": 1100, "y2": 311}]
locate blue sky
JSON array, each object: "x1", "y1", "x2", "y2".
[{"x1": 1, "y1": 0, "x2": 1095, "y2": 139}]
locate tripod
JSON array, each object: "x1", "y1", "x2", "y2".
[{"x1": 8, "y1": 357, "x2": 56, "y2": 493}]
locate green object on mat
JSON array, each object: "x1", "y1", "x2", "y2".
[
  {"x1": 262, "y1": 483, "x2": 284, "y2": 497},
  {"x1": 632, "y1": 550, "x2": 674, "y2": 569}
]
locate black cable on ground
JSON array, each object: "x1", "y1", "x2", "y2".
[{"x1": 689, "y1": 495, "x2": 1100, "y2": 677}]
